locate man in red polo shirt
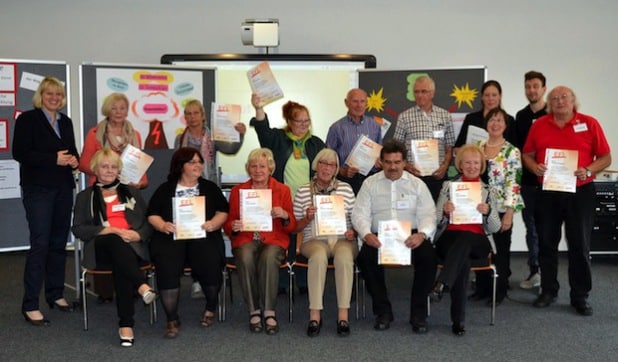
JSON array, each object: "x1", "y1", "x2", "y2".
[{"x1": 522, "y1": 85, "x2": 611, "y2": 316}]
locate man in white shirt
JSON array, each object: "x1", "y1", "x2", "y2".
[{"x1": 353, "y1": 140, "x2": 437, "y2": 333}]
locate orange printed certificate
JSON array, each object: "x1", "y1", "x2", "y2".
[
  {"x1": 450, "y1": 182, "x2": 482, "y2": 224},
  {"x1": 119, "y1": 144, "x2": 154, "y2": 185},
  {"x1": 313, "y1": 194, "x2": 346, "y2": 236},
  {"x1": 378, "y1": 220, "x2": 412, "y2": 265},
  {"x1": 172, "y1": 196, "x2": 206, "y2": 240},
  {"x1": 247, "y1": 61, "x2": 284, "y2": 107},
  {"x1": 240, "y1": 189, "x2": 273, "y2": 231},
  {"x1": 411, "y1": 139, "x2": 439, "y2": 176},
  {"x1": 543, "y1": 148, "x2": 578, "y2": 193},
  {"x1": 344, "y1": 135, "x2": 382, "y2": 176},
  {"x1": 211, "y1": 103, "x2": 241, "y2": 142}
]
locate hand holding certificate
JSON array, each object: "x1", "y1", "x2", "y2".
[
  {"x1": 542, "y1": 148, "x2": 578, "y2": 193},
  {"x1": 313, "y1": 194, "x2": 346, "y2": 236},
  {"x1": 410, "y1": 139, "x2": 439, "y2": 176},
  {"x1": 378, "y1": 220, "x2": 412, "y2": 265},
  {"x1": 119, "y1": 144, "x2": 153, "y2": 185},
  {"x1": 173, "y1": 196, "x2": 206, "y2": 240},
  {"x1": 344, "y1": 135, "x2": 382, "y2": 176},
  {"x1": 449, "y1": 182, "x2": 482, "y2": 224},
  {"x1": 247, "y1": 62, "x2": 284, "y2": 107},
  {"x1": 211, "y1": 103, "x2": 241, "y2": 142},
  {"x1": 240, "y1": 189, "x2": 273, "y2": 231}
]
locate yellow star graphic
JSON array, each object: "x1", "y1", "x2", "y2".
[
  {"x1": 367, "y1": 87, "x2": 387, "y2": 112},
  {"x1": 450, "y1": 83, "x2": 478, "y2": 109}
]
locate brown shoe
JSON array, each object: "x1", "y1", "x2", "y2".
[
  {"x1": 164, "y1": 320, "x2": 180, "y2": 338},
  {"x1": 200, "y1": 311, "x2": 215, "y2": 327}
]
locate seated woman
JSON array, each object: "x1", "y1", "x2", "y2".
[
  {"x1": 429, "y1": 145, "x2": 501, "y2": 336},
  {"x1": 147, "y1": 147, "x2": 229, "y2": 339},
  {"x1": 72, "y1": 149, "x2": 155, "y2": 347},
  {"x1": 224, "y1": 148, "x2": 297, "y2": 335},
  {"x1": 293, "y1": 149, "x2": 357, "y2": 337}
]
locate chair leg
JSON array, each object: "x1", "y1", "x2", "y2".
[
  {"x1": 490, "y1": 265, "x2": 498, "y2": 325},
  {"x1": 81, "y1": 269, "x2": 88, "y2": 331},
  {"x1": 147, "y1": 269, "x2": 157, "y2": 325},
  {"x1": 218, "y1": 269, "x2": 227, "y2": 322},
  {"x1": 288, "y1": 265, "x2": 294, "y2": 323}
]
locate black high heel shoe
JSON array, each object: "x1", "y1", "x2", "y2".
[
  {"x1": 48, "y1": 299, "x2": 75, "y2": 312},
  {"x1": 23, "y1": 311, "x2": 50, "y2": 327},
  {"x1": 452, "y1": 323, "x2": 466, "y2": 336},
  {"x1": 119, "y1": 329, "x2": 134, "y2": 347}
]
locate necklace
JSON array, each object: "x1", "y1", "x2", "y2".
[{"x1": 486, "y1": 139, "x2": 505, "y2": 147}]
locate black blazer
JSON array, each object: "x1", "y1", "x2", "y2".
[{"x1": 12, "y1": 108, "x2": 79, "y2": 188}]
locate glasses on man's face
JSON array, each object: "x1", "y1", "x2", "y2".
[
  {"x1": 413, "y1": 89, "x2": 432, "y2": 95},
  {"x1": 318, "y1": 160, "x2": 337, "y2": 168},
  {"x1": 187, "y1": 159, "x2": 204, "y2": 165},
  {"x1": 550, "y1": 93, "x2": 571, "y2": 102}
]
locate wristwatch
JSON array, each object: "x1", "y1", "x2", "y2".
[{"x1": 585, "y1": 167, "x2": 592, "y2": 178}]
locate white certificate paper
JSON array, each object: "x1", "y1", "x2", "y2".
[
  {"x1": 173, "y1": 196, "x2": 206, "y2": 240},
  {"x1": 119, "y1": 144, "x2": 154, "y2": 185},
  {"x1": 211, "y1": 103, "x2": 241, "y2": 142},
  {"x1": 344, "y1": 135, "x2": 382, "y2": 176},
  {"x1": 543, "y1": 148, "x2": 578, "y2": 193},
  {"x1": 450, "y1": 182, "x2": 482, "y2": 224},
  {"x1": 378, "y1": 220, "x2": 412, "y2": 265},
  {"x1": 247, "y1": 62, "x2": 284, "y2": 107},
  {"x1": 240, "y1": 189, "x2": 273, "y2": 231},
  {"x1": 0, "y1": 159, "x2": 21, "y2": 199},
  {"x1": 411, "y1": 139, "x2": 439, "y2": 176},
  {"x1": 466, "y1": 125, "x2": 488, "y2": 145},
  {"x1": 314, "y1": 194, "x2": 346, "y2": 236}
]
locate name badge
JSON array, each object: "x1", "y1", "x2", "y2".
[
  {"x1": 112, "y1": 204, "x2": 126, "y2": 212},
  {"x1": 573, "y1": 123, "x2": 588, "y2": 133},
  {"x1": 433, "y1": 129, "x2": 445, "y2": 139},
  {"x1": 396, "y1": 200, "x2": 411, "y2": 209}
]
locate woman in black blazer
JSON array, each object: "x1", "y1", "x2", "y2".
[{"x1": 12, "y1": 76, "x2": 80, "y2": 326}]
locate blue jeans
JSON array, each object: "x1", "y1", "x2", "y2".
[{"x1": 521, "y1": 185, "x2": 539, "y2": 273}]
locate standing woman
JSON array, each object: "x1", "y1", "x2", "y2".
[
  {"x1": 472, "y1": 108, "x2": 524, "y2": 304},
  {"x1": 147, "y1": 147, "x2": 229, "y2": 339},
  {"x1": 224, "y1": 148, "x2": 297, "y2": 335},
  {"x1": 13, "y1": 76, "x2": 80, "y2": 325},
  {"x1": 454, "y1": 80, "x2": 516, "y2": 151},
  {"x1": 72, "y1": 149, "x2": 155, "y2": 347},
  {"x1": 79, "y1": 92, "x2": 147, "y2": 189}
]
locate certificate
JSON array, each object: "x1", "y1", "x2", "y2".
[
  {"x1": 240, "y1": 189, "x2": 272, "y2": 231},
  {"x1": 450, "y1": 182, "x2": 482, "y2": 224},
  {"x1": 314, "y1": 194, "x2": 346, "y2": 236},
  {"x1": 466, "y1": 125, "x2": 488, "y2": 145},
  {"x1": 344, "y1": 135, "x2": 382, "y2": 176},
  {"x1": 211, "y1": 103, "x2": 241, "y2": 142},
  {"x1": 119, "y1": 144, "x2": 154, "y2": 185},
  {"x1": 247, "y1": 62, "x2": 284, "y2": 107},
  {"x1": 378, "y1": 220, "x2": 412, "y2": 265},
  {"x1": 410, "y1": 139, "x2": 439, "y2": 176},
  {"x1": 543, "y1": 148, "x2": 578, "y2": 193},
  {"x1": 173, "y1": 196, "x2": 206, "y2": 240}
]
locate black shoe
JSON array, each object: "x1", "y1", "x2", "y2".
[
  {"x1": 533, "y1": 293, "x2": 556, "y2": 308},
  {"x1": 48, "y1": 299, "x2": 75, "y2": 312},
  {"x1": 249, "y1": 313, "x2": 262, "y2": 333},
  {"x1": 264, "y1": 315, "x2": 279, "y2": 335},
  {"x1": 97, "y1": 296, "x2": 113, "y2": 304},
  {"x1": 411, "y1": 323, "x2": 428, "y2": 334},
  {"x1": 119, "y1": 328, "x2": 134, "y2": 347},
  {"x1": 336, "y1": 320, "x2": 350, "y2": 337},
  {"x1": 22, "y1": 311, "x2": 50, "y2": 327},
  {"x1": 429, "y1": 282, "x2": 445, "y2": 303},
  {"x1": 373, "y1": 314, "x2": 393, "y2": 331},
  {"x1": 468, "y1": 292, "x2": 490, "y2": 302},
  {"x1": 306, "y1": 320, "x2": 322, "y2": 337},
  {"x1": 452, "y1": 323, "x2": 466, "y2": 336},
  {"x1": 571, "y1": 301, "x2": 593, "y2": 316}
]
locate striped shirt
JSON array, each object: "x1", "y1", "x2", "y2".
[{"x1": 326, "y1": 114, "x2": 382, "y2": 166}]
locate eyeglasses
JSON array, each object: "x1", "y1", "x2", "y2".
[
  {"x1": 550, "y1": 93, "x2": 571, "y2": 102},
  {"x1": 413, "y1": 89, "x2": 433, "y2": 95},
  {"x1": 318, "y1": 160, "x2": 337, "y2": 168},
  {"x1": 291, "y1": 118, "x2": 310, "y2": 124}
]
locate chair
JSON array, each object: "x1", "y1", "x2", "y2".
[
  {"x1": 428, "y1": 253, "x2": 498, "y2": 325},
  {"x1": 291, "y1": 234, "x2": 363, "y2": 321},
  {"x1": 80, "y1": 263, "x2": 157, "y2": 331},
  {"x1": 219, "y1": 255, "x2": 293, "y2": 322}
]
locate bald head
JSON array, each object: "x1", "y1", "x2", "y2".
[{"x1": 547, "y1": 85, "x2": 578, "y2": 119}]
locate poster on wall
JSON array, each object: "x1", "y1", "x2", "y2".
[{"x1": 95, "y1": 68, "x2": 204, "y2": 149}]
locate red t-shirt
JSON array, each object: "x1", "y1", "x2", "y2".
[{"x1": 106, "y1": 196, "x2": 130, "y2": 230}]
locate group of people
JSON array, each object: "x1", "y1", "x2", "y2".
[{"x1": 12, "y1": 71, "x2": 611, "y2": 347}]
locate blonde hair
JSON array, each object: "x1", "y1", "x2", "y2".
[
  {"x1": 245, "y1": 148, "x2": 276, "y2": 175},
  {"x1": 455, "y1": 144, "x2": 486, "y2": 174},
  {"x1": 311, "y1": 148, "x2": 339, "y2": 176},
  {"x1": 32, "y1": 76, "x2": 66, "y2": 109},
  {"x1": 101, "y1": 93, "x2": 129, "y2": 118},
  {"x1": 89, "y1": 149, "x2": 123, "y2": 174}
]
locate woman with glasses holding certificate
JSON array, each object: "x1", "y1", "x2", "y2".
[
  {"x1": 293, "y1": 148, "x2": 357, "y2": 337},
  {"x1": 224, "y1": 148, "x2": 297, "y2": 335},
  {"x1": 429, "y1": 145, "x2": 501, "y2": 336},
  {"x1": 147, "y1": 147, "x2": 229, "y2": 339}
]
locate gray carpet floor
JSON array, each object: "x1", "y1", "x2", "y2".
[{"x1": 1, "y1": 251, "x2": 617, "y2": 361}]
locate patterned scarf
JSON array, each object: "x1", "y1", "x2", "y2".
[
  {"x1": 285, "y1": 131, "x2": 311, "y2": 159},
  {"x1": 95, "y1": 119, "x2": 140, "y2": 153}
]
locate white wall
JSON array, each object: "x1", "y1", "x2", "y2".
[{"x1": 2, "y1": 0, "x2": 616, "y2": 251}]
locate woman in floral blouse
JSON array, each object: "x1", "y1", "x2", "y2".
[{"x1": 472, "y1": 107, "x2": 525, "y2": 305}]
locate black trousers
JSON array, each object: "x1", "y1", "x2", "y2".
[{"x1": 356, "y1": 238, "x2": 437, "y2": 323}]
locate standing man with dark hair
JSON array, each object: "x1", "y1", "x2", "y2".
[
  {"x1": 514, "y1": 71, "x2": 547, "y2": 289},
  {"x1": 327, "y1": 88, "x2": 382, "y2": 194},
  {"x1": 393, "y1": 75, "x2": 455, "y2": 201},
  {"x1": 353, "y1": 140, "x2": 437, "y2": 333},
  {"x1": 523, "y1": 85, "x2": 611, "y2": 316}
]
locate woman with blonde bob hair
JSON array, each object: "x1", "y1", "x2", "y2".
[
  {"x1": 293, "y1": 148, "x2": 357, "y2": 337},
  {"x1": 224, "y1": 148, "x2": 297, "y2": 335}
]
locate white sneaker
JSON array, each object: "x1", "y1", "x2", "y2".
[
  {"x1": 191, "y1": 281, "x2": 205, "y2": 299},
  {"x1": 519, "y1": 272, "x2": 541, "y2": 289}
]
